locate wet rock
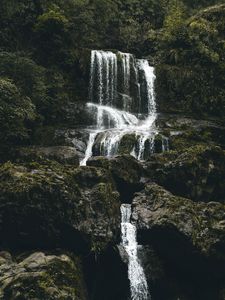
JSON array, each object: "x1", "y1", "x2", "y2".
[
  {"x1": 133, "y1": 183, "x2": 225, "y2": 259},
  {"x1": 33, "y1": 127, "x2": 89, "y2": 160},
  {"x1": 156, "y1": 114, "x2": 225, "y2": 151},
  {"x1": 0, "y1": 251, "x2": 87, "y2": 300},
  {"x1": 0, "y1": 162, "x2": 120, "y2": 252},
  {"x1": 84, "y1": 246, "x2": 130, "y2": 300},
  {"x1": 12, "y1": 146, "x2": 80, "y2": 166},
  {"x1": 118, "y1": 134, "x2": 137, "y2": 155},
  {"x1": 145, "y1": 145, "x2": 225, "y2": 202},
  {"x1": 132, "y1": 183, "x2": 225, "y2": 299},
  {"x1": 87, "y1": 155, "x2": 144, "y2": 203}
]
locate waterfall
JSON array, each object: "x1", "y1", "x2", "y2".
[
  {"x1": 80, "y1": 50, "x2": 157, "y2": 166},
  {"x1": 87, "y1": 102, "x2": 139, "y2": 129},
  {"x1": 89, "y1": 50, "x2": 117, "y2": 106},
  {"x1": 121, "y1": 204, "x2": 150, "y2": 300},
  {"x1": 119, "y1": 52, "x2": 131, "y2": 95},
  {"x1": 162, "y1": 136, "x2": 169, "y2": 152},
  {"x1": 80, "y1": 131, "x2": 99, "y2": 166},
  {"x1": 137, "y1": 60, "x2": 156, "y2": 115}
]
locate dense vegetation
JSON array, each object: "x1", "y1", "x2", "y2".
[{"x1": 0, "y1": 0, "x2": 224, "y2": 151}]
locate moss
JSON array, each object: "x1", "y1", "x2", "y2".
[
  {"x1": 146, "y1": 145, "x2": 225, "y2": 203},
  {"x1": 118, "y1": 134, "x2": 136, "y2": 155},
  {"x1": 2, "y1": 253, "x2": 87, "y2": 300},
  {"x1": 0, "y1": 162, "x2": 120, "y2": 252},
  {"x1": 143, "y1": 183, "x2": 225, "y2": 256}
]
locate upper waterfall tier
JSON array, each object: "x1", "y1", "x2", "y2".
[
  {"x1": 81, "y1": 50, "x2": 157, "y2": 165},
  {"x1": 89, "y1": 50, "x2": 156, "y2": 115}
]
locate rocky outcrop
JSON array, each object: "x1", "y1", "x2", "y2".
[
  {"x1": 12, "y1": 146, "x2": 80, "y2": 166},
  {"x1": 132, "y1": 183, "x2": 225, "y2": 299},
  {"x1": 156, "y1": 115, "x2": 225, "y2": 151},
  {"x1": 0, "y1": 162, "x2": 120, "y2": 252},
  {"x1": 133, "y1": 183, "x2": 225, "y2": 259},
  {"x1": 84, "y1": 246, "x2": 130, "y2": 300},
  {"x1": 87, "y1": 155, "x2": 143, "y2": 202},
  {"x1": 33, "y1": 127, "x2": 89, "y2": 160},
  {"x1": 0, "y1": 251, "x2": 87, "y2": 300},
  {"x1": 145, "y1": 145, "x2": 225, "y2": 202}
]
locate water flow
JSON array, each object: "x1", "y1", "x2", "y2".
[
  {"x1": 119, "y1": 52, "x2": 131, "y2": 94},
  {"x1": 137, "y1": 60, "x2": 156, "y2": 115},
  {"x1": 121, "y1": 204, "x2": 150, "y2": 300},
  {"x1": 89, "y1": 50, "x2": 117, "y2": 106},
  {"x1": 81, "y1": 50, "x2": 157, "y2": 165},
  {"x1": 162, "y1": 136, "x2": 170, "y2": 152},
  {"x1": 80, "y1": 131, "x2": 99, "y2": 166}
]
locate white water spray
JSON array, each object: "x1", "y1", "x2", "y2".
[
  {"x1": 80, "y1": 131, "x2": 99, "y2": 166},
  {"x1": 81, "y1": 50, "x2": 157, "y2": 165},
  {"x1": 121, "y1": 204, "x2": 150, "y2": 300}
]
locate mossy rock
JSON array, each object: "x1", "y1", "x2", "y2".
[
  {"x1": 118, "y1": 134, "x2": 136, "y2": 155},
  {"x1": 145, "y1": 145, "x2": 225, "y2": 202},
  {"x1": 133, "y1": 183, "x2": 225, "y2": 298},
  {"x1": 0, "y1": 252, "x2": 87, "y2": 300},
  {"x1": 0, "y1": 161, "x2": 120, "y2": 252},
  {"x1": 12, "y1": 146, "x2": 80, "y2": 166},
  {"x1": 87, "y1": 155, "x2": 143, "y2": 203}
]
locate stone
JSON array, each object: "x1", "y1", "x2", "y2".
[
  {"x1": 144, "y1": 145, "x2": 225, "y2": 202},
  {"x1": 0, "y1": 251, "x2": 87, "y2": 300},
  {"x1": 0, "y1": 162, "x2": 120, "y2": 252},
  {"x1": 87, "y1": 155, "x2": 144, "y2": 202},
  {"x1": 132, "y1": 183, "x2": 225, "y2": 299},
  {"x1": 13, "y1": 146, "x2": 80, "y2": 166}
]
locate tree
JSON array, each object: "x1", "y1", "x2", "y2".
[{"x1": 0, "y1": 78, "x2": 36, "y2": 145}]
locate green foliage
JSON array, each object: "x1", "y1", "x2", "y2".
[
  {"x1": 0, "y1": 52, "x2": 47, "y2": 107},
  {"x1": 0, "y1": 0, "x2": 224, "y2": 149},
  {"x1": 0, "y1": 78, "x2": 36, "y2": 145},
  {"x1": 162, "y1": 0, "x2": 187, "y2": 45}
]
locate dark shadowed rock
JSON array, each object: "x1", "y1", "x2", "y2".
[
  {"x1": 0, "y1": 251, "x2": 87, "y2": 300},
  {"x1": 12, "y1": 146, "x2": 80, "y2": 166},
  {"x1": 132, "y1": 183, "x2": 225, "y2": 299},
  {"x1": 83, "y1": 245, "x2": 130, "y2": 300},
  {"x1": 133, "y1": 183, "x2": 225, "y2": 259},
  {"x1": 87, "y1": 155, "x2": 144, "y2": 203},
  {"x1": 0, "y1": 162, "x2": 120, "y2": 252},
  {"x1": 144, "y1": 145, "x2": 225, "y2": 202}
]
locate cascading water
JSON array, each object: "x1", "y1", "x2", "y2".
[
  {"x1": 81, "y1": 51, "x2": 154, "y2": 299},
  {"x1": 121, "y1": 204, "x2": 150, "y2": 300},
  {"x1": 162, "y1": 136, "x2": 170, "y2": 152},
  {"x1": 80, "y1": 50, "x2": 157, "y2": 166},
  {"x1": 80, "y1": 131, "x2": 99, "y2": 166},
  {"x1": 89, "y1": 50, "x2": 117, "y2": 106}
]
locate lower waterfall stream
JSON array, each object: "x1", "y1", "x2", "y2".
[{"x1": 121, "y1": 204, "x2": 150, "y2": 300}]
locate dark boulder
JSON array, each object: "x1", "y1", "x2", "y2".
[
  {"x1": 132, "y1": 183, "x2": 225, "y2": 299},
  {"x1": 12, "y1": 146, "x2": 80, "y2": 166},
  {"x1": 133, "y1": 183, "x2": 225, "y2": 260},
  {"x1": 87, "y1": 155, "x2": 144, "y2": 203},
  {"x1": 0, "y1": 251, "x2": 88, "y2": 300},
  {"x1": 145, "y1": 145, "x2": 225, "y2": 202},
  {"x1": 0, "y1": 162, "x2": 120, "y2": 252}
]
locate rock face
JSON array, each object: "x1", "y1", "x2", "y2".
[
  {"x1": 132, "y1": 183, "x2": 225, "y2": 299},
  {"x1": 133, "y1": 183, "x2": 225, "y2": 259},
  {"x1": 0, "y1": 162, "x2": 120, "y2": 252},
  {"x1": 0, "y1": 251, "x2": 87, "y2": 300},
  {"x1": 87, "y1": 155, "x2": 143, "y2": 202},
  {"x1": 156, "y1": 115, "x2": 225, "y2": 151},
  {"x1": 13, "y1": 146, "x2": 80, "y2": 166},
  {"x1": 145, "y1": 145, "x2": 225, "y2": 202},
  {"x1": 32, "y1": 127, "x2": 89, "y2": 160}
]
